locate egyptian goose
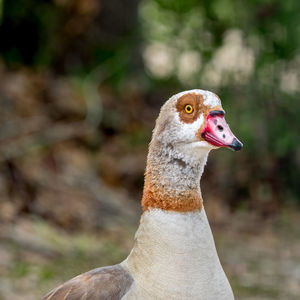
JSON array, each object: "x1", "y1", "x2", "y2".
[{"x1": 43, "y1": 89, "x2": 242, "y2": 300}]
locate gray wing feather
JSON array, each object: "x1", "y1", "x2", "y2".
[{"x1": 42, "y1": 264, "x2": 133, "y2": 300}]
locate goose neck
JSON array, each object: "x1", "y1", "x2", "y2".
[{"x1": 142, "y1": 141, "x2": 209, "y2": 212}]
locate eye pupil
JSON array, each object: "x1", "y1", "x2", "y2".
[{"x1": 185, "y1": 105, "x2": 193, "y2": 113}]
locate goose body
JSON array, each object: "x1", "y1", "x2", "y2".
[
  {"x1": 122, "y1": 209, "x2": 233, "y2": 299},
  {"x1": 43, "y1": 89, "x2": 242, "y2": 300}
]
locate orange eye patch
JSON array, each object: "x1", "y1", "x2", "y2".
[
  {"x1": 176, "y1": 93, "x2": 202, "y2": 123},
  {"x1": 176, "y1": 93, "x2": 223, "y2": 125}
]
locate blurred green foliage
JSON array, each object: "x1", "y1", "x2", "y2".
[
  {"x1": 0, "y1": 0, "x2": 299, "y2": 210},
  {"x1": 0, "y1": 0, "x2": 141, "y2": 76}
]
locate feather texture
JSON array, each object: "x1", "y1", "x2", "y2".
[{"x1": 43, "y1": 265, "x2": 133, "y2": 300}]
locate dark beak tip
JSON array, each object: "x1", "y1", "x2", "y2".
[{"x1": 230, "y1": 138, "x2": 243, "y2": 151}]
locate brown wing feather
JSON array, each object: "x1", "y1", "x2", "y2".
[{"x1": 42, "y1": 264, "x2": 133, "y2": 300}]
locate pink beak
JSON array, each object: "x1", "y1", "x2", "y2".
[{"x1": 201, "y1": 110, "x2": 243, "y2": 151}]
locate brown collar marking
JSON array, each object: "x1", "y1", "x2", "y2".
[
  {"x1": 142, "y1": 160, "x2": 203, "y2": 212},
  {"x1": 142, "y1": 178, "x2": 203, "y2": 212}
]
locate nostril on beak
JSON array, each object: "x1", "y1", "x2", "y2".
[{"x1": 217, "y1": 125, "x2": 223, "y2": 131}]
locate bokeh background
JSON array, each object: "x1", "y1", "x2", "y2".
[{"x1": 0, "y1": 0, "x2": 299, "y2": 299}]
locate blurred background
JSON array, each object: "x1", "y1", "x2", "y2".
[{"x1": 0, "y1": 0, "x2": 299, "y2": 299}]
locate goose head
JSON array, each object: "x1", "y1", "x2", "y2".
[
  {"x1": 151, "y1": 89, "x2": 243, "y2": 164},
  {"x1": 144, "y1": 89, "x2": 243, "y2": 211}
]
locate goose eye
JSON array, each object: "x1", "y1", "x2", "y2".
[{"x1": 184, "y1": 104, "x2": 193, "y2": 114}]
